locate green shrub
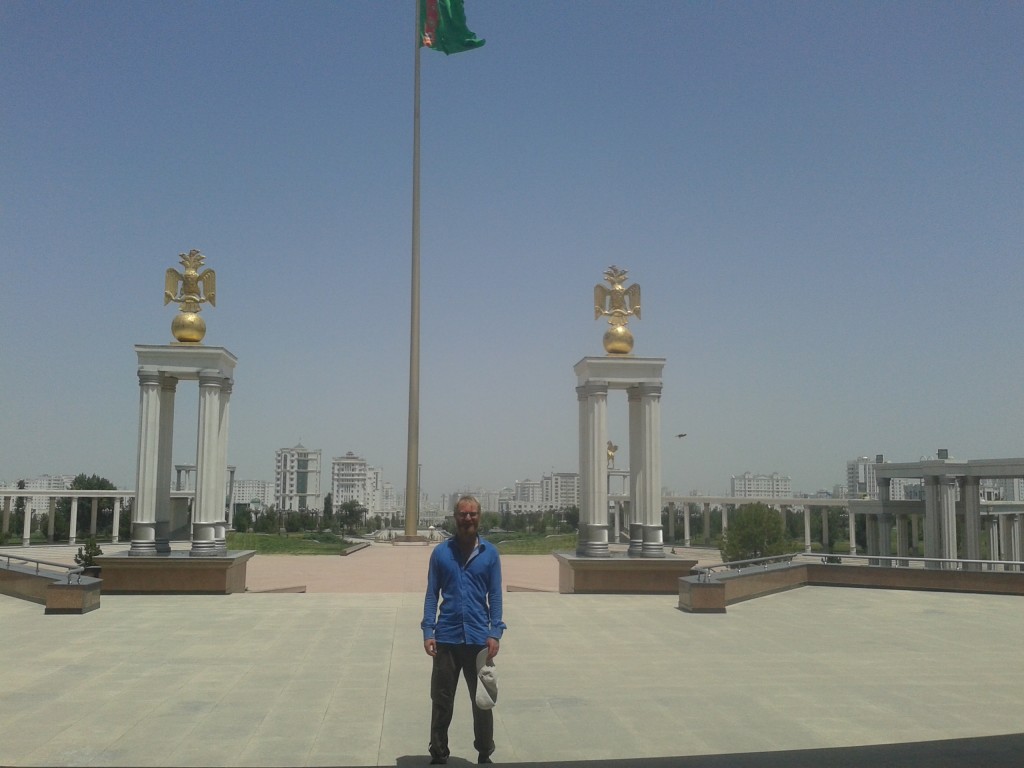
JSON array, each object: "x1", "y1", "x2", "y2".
[{"x1": 719, "y1": 503, "x2": 794, "y2": 562}]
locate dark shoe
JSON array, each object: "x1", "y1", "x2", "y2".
[
  {"x1": 477, "y1": 755, "x2": 493, "y2": 764},
  {"x1": 429, "y1": 758, "x2": 447, "y2": 765}
]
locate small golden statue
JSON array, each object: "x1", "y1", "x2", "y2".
[
  {"x1": 606, "y1": 440, "x2": 618, "y2": 469},
  {"x1": 164, "y1": 249, "x2": 216, "y2": 343},
  {"x1": 594, "y1": 265, "x2": 641, "y2": 355}
]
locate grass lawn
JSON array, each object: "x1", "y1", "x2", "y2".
[
  {"x1": 223, "y1": 531, "x2": 579, "y2": 556},
  {"x1": 226, "y1": 531, "x2": 363, "y2": 555}
]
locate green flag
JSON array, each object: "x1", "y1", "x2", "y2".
[{"x1": 420, "y1": 0, "x2": 485, "y2": 55}]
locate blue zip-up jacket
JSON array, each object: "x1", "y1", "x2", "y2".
[{"x1": 422, "y1": 536, "x2": 506, "y2": 644}]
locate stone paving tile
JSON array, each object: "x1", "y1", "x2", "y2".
[{"x1": 1, "y1": 546, "x2": 1022, "y2": 767}]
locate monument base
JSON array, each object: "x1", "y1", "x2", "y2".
[
  {"x1": 95, "y1": 550, "x2": 255, "y2": 594},
  {"x1": 392, "y1": 535, "x2": 430, "y2": 545},
  {"x1": 555, "y1": 552, "x2": 697, "y2": 594}
]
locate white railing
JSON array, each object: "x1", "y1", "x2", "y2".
[
  {"x1": 0, "y1": 552, "x2": 85, "y2": 583},
  {"x1": 695, "y1": 551, "x2": 1024, "y2": 582}
]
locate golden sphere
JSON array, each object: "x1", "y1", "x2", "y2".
[
  {"x1": 171, "y1": 312, "x2": 206, "y2": 344},
  {"x1": 603, "y1": 325, "x2": 634, "y2": 355}
]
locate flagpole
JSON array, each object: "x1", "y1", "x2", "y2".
[{"x1": 403, "y1": 0, "x2": 423, "y2": 539}]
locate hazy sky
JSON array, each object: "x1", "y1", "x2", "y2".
[{"x1": 2, "y1": 1, "x2": 1021, "y2": 499}]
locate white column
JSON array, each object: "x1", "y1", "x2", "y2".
[
  {"x1": 155, "y1": 377, "x2": 177, "y2": 552},
  {"x1": 987, "y1": 518, "x2": 1000, "y2": 571},
  {"x1": 637, "y1": 383, "x2": 663, "y2": 558},
  {"x1": 131, "y1": 371, "x2": 163, "y2": 554},
  {"x1": 865, "y1": 514, "x2": 879, "y2": 563},
  {"x1": 848, "y1": 507, "x2": 857, "y2": 555},
  {"x1": 89, "y1": 498, "x2": 99, "y2": 537},
  {"x1": 68, "y1": 497, "x2": 79, "y2": 545},
  {"x1": 878, "y1": 514, "x2": 894, "y2": 565},
  {"x1": 938, "y1": 475, "x2": 958, "y2": 566},
  {"x1": 922, "y1": 476, "x2": 941, "y2": 566},
  {"x1": 683, "y1": 503, "x2": 691, "y2": 547},
  {"x1": 820, "y1": 506, "x2": 830, "y2": 549},
  {"x1": 895, "y1": 515, "x2": 910, "y2": 566},
  {"x1": 877, "y1": 478, "x2": 892, "y2": 566},
  {"x1": 576, "y1": 386, "x2": 590, "y2": 555},
  {"x1": 962, "y1": 477, "x2": 981, "y2": 570},
  {"x1": 802, "y1": 507, "x2": 812, "y2": 553},
  {"x1": 192, "y1": 372, "x2": 225, "y2": 554},
  {"x1": 1, "y1": 496, "x2": 10, "y2": 536},
  {"x1": 112, "y1": 496, "x2": 122, "y2": 543},
  {"x1": 1010, "y1": 515, "x2": 1023, "y2": 571},
  {"x1": 47, "y1": 497, "x2": 56, "y2": 543},
  {"x1": 627, "y1": 388, "x2": 643, "y2": 556},
  {"x1": 22, "y1": 496, "x2": 32, "y2": 546},
  {"x1": 214, "y1": 381, "x2": 233, "y2": 550},
  {"x1": 997, "y1": 515, "x2": 1012, "y2": 568},
  {"x1": 577, "y1": 383, "x2": 609, "y2": 557}
]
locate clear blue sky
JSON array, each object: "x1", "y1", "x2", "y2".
[{"x1": 2, "y1": 1, "x2": 1021, "y2": 499}]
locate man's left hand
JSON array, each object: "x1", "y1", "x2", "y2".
[{"x1": 486, "y1": 637, "x2": 499, "y2": 660}]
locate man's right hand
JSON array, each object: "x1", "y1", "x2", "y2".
[{"x1": 424, "y1": 639, "x2": 437, "y2": 656}]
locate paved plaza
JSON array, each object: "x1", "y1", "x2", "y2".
[{"x1": 1, "y1": 542, "x2": 1023, "y2": 767}]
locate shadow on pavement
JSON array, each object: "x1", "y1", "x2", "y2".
[{"x1": 396, "y1": 732, "x2": 1024, "y2": 768}]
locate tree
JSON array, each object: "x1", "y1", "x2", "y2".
[
  {"x1": 337, "y1": 500, "x2": 367, "y2": 533},
  {"x1": 232, "y1": 507, "x2": 251, "y2": 532},
  {"x1": 719, "y1": 503, "x2": 793, "y2": 562},
  {"x1": 562, "y1": 505, "x2": 580, "y2": 531},
  {"x1": 9, "y1": 479, "x2": 27, "y2": 540}
]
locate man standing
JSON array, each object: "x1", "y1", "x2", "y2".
[{"x1": 422, "y1": 495, "x2": 506, "y2": 764}]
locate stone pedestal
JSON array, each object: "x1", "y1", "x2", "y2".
[
  {"x1": 556, "y1": 552, "x2": 697, "y2": 594},
  {"x1": 96, "y1": 550, "x2": 255, "y2": 594}
]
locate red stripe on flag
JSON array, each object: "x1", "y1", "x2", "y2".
[{"x1": 423, "y1": 0, "x2": 439, "y2": 47}]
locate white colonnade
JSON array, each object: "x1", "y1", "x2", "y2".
[{"x1": 576, "y1": 356, "x2": 666, "y2": 558}]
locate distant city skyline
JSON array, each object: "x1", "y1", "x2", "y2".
[
  {"x1": 3, "y1": 449, "x2": 944, "y2": 502},
  {"x1": 3, "y1": 3, "x2": 1021, "y2": 500}
]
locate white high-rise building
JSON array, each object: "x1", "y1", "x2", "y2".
[
  {"x1": 331, "y1": 452, "x2": 368, "y2": 506},
  {"x1": 479, "y1": 490, "x2": 500, "y2": 514},
  {"x1": 330, "y1": 452, "x2": 385, "y2": 517},
  {"x1": 275, "y1": 444, "x2": 321, "y2": 512},
  {"x1": 730, "y1": 471, "x2": 792, "y2": 498},
  {"x1": 847, "y1": 456, "x2": 879, "y2": 499},
  {"x1": 367, "y1": 466, "x2": 383, "y2": 517},
  {"x1": 1000, "y1": 478, "x2": 1024, "y2": 501},
  {"x1": 235, "y1": 479, "x2": 274, "y2": 510},
  {"x1": 514, "y1": 479, "x2": 543, "y2": 503},
  {"x1": 381, "y1": 482, "x2": 398, "y2": 514},
  {"x1": 542, "y1": 472, "x2": 579, "y2": 509}
]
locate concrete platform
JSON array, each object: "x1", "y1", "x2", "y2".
[{"x1": 1, "y1": 542, "x2": 1022, "y2": 767}]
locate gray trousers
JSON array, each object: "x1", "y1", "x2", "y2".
[{"x1": 429, "y1": 643, "x2": 494, "y2": 760}]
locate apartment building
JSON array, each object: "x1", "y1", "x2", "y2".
[{"x1": 275, "y1": 444, "x2": 321, "y2": 512}]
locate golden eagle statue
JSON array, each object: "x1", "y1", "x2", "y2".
[
  {"x1": 594, "y1": 265, "x2": 641, "y2": 355},
  {"x1": 164, "y1": 249, "x2": 216, "y2": 343}
]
